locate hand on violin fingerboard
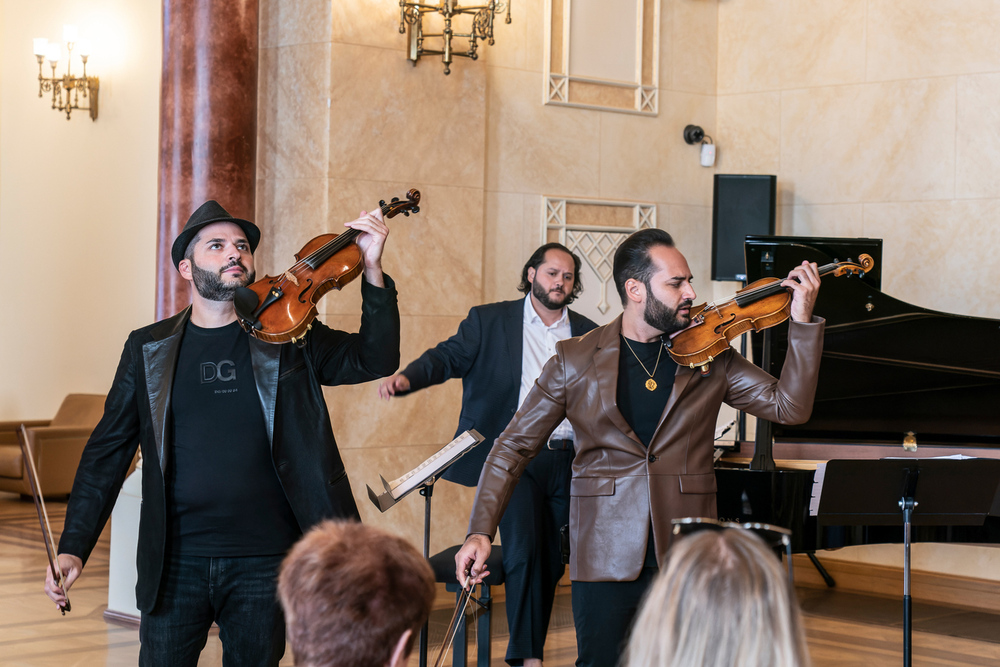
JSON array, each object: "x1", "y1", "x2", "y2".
[
  {"x1": 346, "y1": 209, "x2": 389, "y2": 288},
  {"x1": 782, "y1": 261, "x2": 821, "y2": 323}
]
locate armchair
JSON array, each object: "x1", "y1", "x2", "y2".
[{"x1": 0, "y1": 394, "x2": 106, "y2": 498}]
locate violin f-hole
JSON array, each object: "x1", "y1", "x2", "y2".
[
  {"x1": 297, "y1": 279, "x2": 314, "y2": 304},
  {"x1": 713, "y1": 313, "x2": 736, "y2": 335}
]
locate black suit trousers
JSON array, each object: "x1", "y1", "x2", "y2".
[
  {"x1": 497, "y1": 447, "x2": 573, "y2": 664},
  {"x1": 570, "y1": 566, "x2": 658, "y2": 667}
]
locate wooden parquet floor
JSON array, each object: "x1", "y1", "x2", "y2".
[{"x1": 2, "y1": 492, "x2": 998, "y2": 666}]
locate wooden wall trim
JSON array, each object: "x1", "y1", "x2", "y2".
[{"x1": 793, "y1": 554, "x2": 1000, "y2": 613}]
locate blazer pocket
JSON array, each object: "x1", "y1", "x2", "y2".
[
  {"x1": 678, "y1": 473, "x2": 718, "y2": 494},
  {"x1": 571, "y1": 476, "x2": 615, "y2": 497}
]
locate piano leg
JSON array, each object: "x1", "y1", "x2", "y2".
[{"x1": 807, "y1": 552, "x2": 837, "y2": 587}]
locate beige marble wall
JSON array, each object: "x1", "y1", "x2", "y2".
[
  {"x1": 718, "y1": 0, "x2": 1000, "y2": 580},
  {"x1": 256, "y1": 0, "x2": 719, "y2": 551},
  {"x1": 487, "y1": 0, "x2": 718, "y2": 302},
  {"x1": 257, "y1": 0, "x2": 486, "y2": 551}
]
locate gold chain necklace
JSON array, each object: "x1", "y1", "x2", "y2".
[{"x1": 623, "y1": 336, "x2": 662, "y2": 391}]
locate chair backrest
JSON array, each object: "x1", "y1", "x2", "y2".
[{"x1": 50, "y1": 394, "x2": 106, "y2": 427}]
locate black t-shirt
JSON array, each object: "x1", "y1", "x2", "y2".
[
  {"x1": 168, "y1": 320, "x2": 301, "y2": 556},
  {"x1": 617, "y1": 334, "x2": 678, "y2": 568},
  {"x1": 616, "y1": 335, "x2": 677, "y2": 448}
]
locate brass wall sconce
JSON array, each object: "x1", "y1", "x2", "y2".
[
  {"x1": 684, "y1": 124, "x2": 715, "y2": 167},
  {"x1": 33, "y1": 25, "x2": 99, "y2": 121},
  {"x1": 399, "y1": 0, "x2": 511, "y2": 75}
]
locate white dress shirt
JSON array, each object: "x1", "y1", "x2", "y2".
[{"x1": 518, "y1": 295, "x2": 575, "y2": 442}]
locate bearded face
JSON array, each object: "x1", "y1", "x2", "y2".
[
  {"x1": 190, "y1": 258, "x2": 256, "y2": 302},
  {"x1": 642, "y1": 283, "x2": 692, "y2": 335},
  {"x1": 531, "y1": 275, "x2": 570, "y2": 310}
]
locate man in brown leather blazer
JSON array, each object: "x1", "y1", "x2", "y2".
[{"x1": 455, "y1": 228, "x2": 824, "y2": 667}]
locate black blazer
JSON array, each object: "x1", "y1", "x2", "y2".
[
  {"x1": 400, "y1": 298, "x2": 598, "y2": 486},
  {"x1": 59, "y1": 278, "x2": 400, "y2": 612}
]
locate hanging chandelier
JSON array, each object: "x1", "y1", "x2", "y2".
[{"x1": 398, "y1": 0, "x2": 511, "y2": 75}]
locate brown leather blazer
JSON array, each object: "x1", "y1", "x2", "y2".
[{"x1": 467, "y1": 314, "x2": 825, "y2": 582}]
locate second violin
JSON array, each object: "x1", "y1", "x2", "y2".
[
  {"x1": 665, "y1": 254, "x2": 875, "y2": 371},
  {"x1": 235, "y1": 189, "x2": 420, "y2": 344}
]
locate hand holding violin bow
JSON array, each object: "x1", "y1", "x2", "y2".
[{"x1": 44, "y1": 553, "x2": 82, "y2": 613}]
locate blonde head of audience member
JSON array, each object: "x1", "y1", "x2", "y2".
[
  {"x1": 623, "y1": 528, "x2": 810, "y2": 667},
  {"x1": 278, "y1": 520, "x2": 436, "y2": 667}
]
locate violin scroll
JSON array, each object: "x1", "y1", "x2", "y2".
[
  {"x1": 379, "y1": 189, "x2": 420, "y2": 218},
  {"x1": 831, "y1": 253, "x2": 874, "y2": 278}
]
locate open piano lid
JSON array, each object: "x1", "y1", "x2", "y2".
[{"x1": 745, "y1": 235, "x2": 1000, "y2": 448}]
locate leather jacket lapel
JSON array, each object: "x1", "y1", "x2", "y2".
[
  {"x1": 249, "y1": 336, "x2": 280, "y2": 447},
  {"x1": 595, "y1": 317, "x2": 644, "y2": 448},
  {"x1": 142, "y1": 308, "x2": 190, "y2": 476}
]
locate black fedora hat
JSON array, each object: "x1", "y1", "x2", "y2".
[{"x1": 171, "y1": 200, "x2": 261, "y2": 269}]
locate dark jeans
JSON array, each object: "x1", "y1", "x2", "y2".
[
  {"x1": 139, "y1": 554, "x2": 286, "y2": 667},
  {"x1": 571, "y1": 567, "x2": 658, "y2": 667}
]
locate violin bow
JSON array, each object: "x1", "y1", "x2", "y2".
[
  {"x1": 433, "y1": 577, "x2": 474, "y2": 667},
  {"x1": 18, "y1": 425, "x2": 71, "y2": 614}
]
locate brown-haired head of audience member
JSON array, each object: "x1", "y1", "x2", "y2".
[
  {"x1": 623, "y1": 528, "x2": 811, "y2": 667},
  {"x1": 278, "y1": 520, "x2": 436, "y2": 667}
]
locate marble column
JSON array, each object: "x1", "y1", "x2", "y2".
[{"x1": 156, "y1": 0, "x2": 259, "y2": 320}]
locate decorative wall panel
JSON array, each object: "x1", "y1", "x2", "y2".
[
  {"x1": 543, "y1": 196, "x2": 655, "y2": 315},
  {"x1": 544, "y1": 0, "x2": 659, "y2": 115}
]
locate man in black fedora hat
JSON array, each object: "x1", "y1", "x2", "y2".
[{"x1": 44, "y1": 200, "x2": 401, "y2": 667}]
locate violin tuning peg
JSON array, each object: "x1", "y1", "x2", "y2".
[
  {"x1": 412, "y1": 206, "x2": 420, "y2": 213},
  {"x1": 391, "y1": 197, "x2": 400, "y2": 203},
  {"x1": 379, "y1": 200, "x2": 386, "y2": 207},
  {"x1": 402, "y1": 211, "x2": 409, "y2": 217}
]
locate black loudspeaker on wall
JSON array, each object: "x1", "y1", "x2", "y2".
[{"x1": 712, "y1": 174, "x2": 776, "y2": 281}]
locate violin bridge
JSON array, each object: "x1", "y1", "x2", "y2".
[{"x1": 283, "y1": 270, "x2": 300, "y2": 286}]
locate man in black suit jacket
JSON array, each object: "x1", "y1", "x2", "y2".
[
  {"x1": 380, "y1": 243, "x2": 598, "y2": 667},
  {"x1": 45, "y1": 201, "x2": 399, "y2": 667}
]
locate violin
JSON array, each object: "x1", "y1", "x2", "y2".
[
  {"x1": 234, "y1": 189, "x2": 420, "y2": 344},
  {"x1": 665, "y1": 254, "x2": 875, "y2": 371}
]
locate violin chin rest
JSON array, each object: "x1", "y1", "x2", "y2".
[{"x1": 234, "y1": 287, "x2": 260, "y2": 325}]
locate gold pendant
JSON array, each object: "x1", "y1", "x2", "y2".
[{"x1": 645, "y1": 378, "x2": 657, "y2": 391}]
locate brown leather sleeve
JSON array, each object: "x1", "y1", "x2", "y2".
[{"x1": 724, "y1": 317, "x2": 825, "y2": 424}]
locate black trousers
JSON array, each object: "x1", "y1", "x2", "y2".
[
  {"x1": 497, "y1": 446, "x2": 573, "y2": 665},
  {"x1": 570, "y1": 567, "x2": 659, "y2": 667}
]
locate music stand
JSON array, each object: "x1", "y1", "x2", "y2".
[
  {"x1": 367, "y1": 429, "x2": 485, "y2": 667},
  {"x1": 817, "y1": 459, "x2": 1000, "y2": 667}
]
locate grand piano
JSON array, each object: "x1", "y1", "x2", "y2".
[{"x1": 715, "y1": 236, "x2": 1000, "y2": 571}]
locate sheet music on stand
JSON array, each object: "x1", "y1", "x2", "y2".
[{"x1": 367, "y1": 429, "x2": 484, "y2": 512}]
